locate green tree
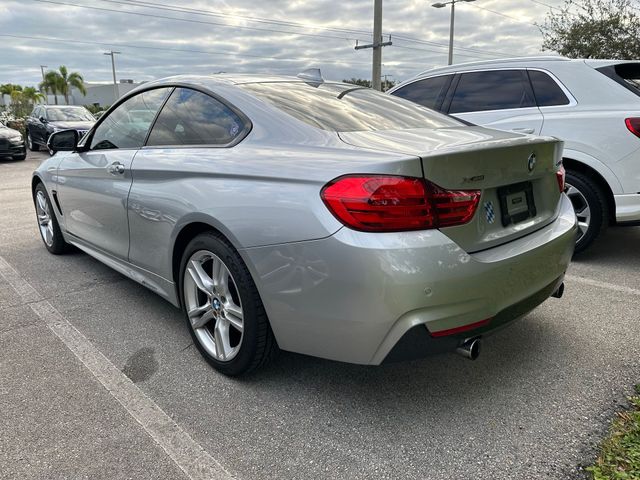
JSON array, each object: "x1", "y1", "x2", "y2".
[
  {"x1": 39, "y1": 66, "x2": 87, "y2": 105},
  {"x1": 40, "y1": 71, "x2": 61, "y2": 105},
  {"x1": 21, "y1": 87, "x2": 44, "y2": 104},
  {"x1": 343, "y1": 77, "x2": 397, "y2": 92},
  {"x1": 0, "y1": 84, "x2": 43, "y2": 118},
  {"x1": 541, "y1": 0, "x2": 640, "y2": 58}
]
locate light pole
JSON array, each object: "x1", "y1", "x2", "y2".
[
  {"x1": 103, "y1": 51, "x2": 121, "y2": 103},
  {"x1": 431, "y1": 0, "x2": 476, "y2": 65},
  {"x1": 40, "y1": 65, "x2": 48, "y2": 104}
]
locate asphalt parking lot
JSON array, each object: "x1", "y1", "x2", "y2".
[{"x1": 1, "y1": 150, "x2": 639, "y2": 480}]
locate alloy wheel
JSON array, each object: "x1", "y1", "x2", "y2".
[
  {"x1": 183, "y1": 250, "x2": 244, "y2": 362},
  {"x1": 35, "y1": 190, "x2": 54, "y2": 247},
  {"x1": 565, "y1": 181, "x2": 591, "y2": 243}
]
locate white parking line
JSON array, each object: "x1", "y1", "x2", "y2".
[
  {"x1": 565, "y1": 274, "x2": 640, "y2": 297},
  {"x1": 0, "y1": 255, "x2": 233, "y2": 480}
]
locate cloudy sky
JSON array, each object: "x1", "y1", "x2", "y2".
[{"x1": 1, "y1": 0, "x2": 573, "y2": 87}]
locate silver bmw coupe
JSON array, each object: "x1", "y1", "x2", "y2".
[{"x1": 32, "y1": 72, "x2": 577, "y2": 375}]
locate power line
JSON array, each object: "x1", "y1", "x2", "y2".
[
  {"x1": 0, "y1": 33, "x2": 373, "y2": 66},
  {"x1": 30, "y1": 0, "x2": 529, "y2": 62},
  {"x1": 467, "y1": 3, "x2": 541, "y2": 27},
  {"x1": 111, "y1": 0, "x2": 382, "y2": 39},
  {"x1": 30, "y1": 0, "x2": 369, "y2": 43},
  {"x1": 392, "y1": 36, "x2": 520, "y2": 58},
  {"x1": 393, "y1": 44, "x2": 510, "y2": 60}
]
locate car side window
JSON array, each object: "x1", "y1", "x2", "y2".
[
  {"x1": 391, "y1": 75, "x2": 452, "y2": 111},
  {"x1": 90, "y1": 88, "x2": 171, "y2": 150},
  {"x1": 449, "y1": 70, "x2": 535, "y2": 114},
  {"x1": 528, "y1": 70, "x2": 570, "y2": 107},
  {"x1": 146, "y1": 87, "x2": 245, "y2": 146}
]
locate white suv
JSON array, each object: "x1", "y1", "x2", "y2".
[{"x1": 389, "y1": 57, "x2": 640, "y2": 252}]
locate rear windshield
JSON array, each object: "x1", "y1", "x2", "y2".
[
  {"x1": 596, "y1": 63, "x2": 640, "y2": 98},
  {"x1": 239, "y1": 82, "x2": 462, "y2": 132}
]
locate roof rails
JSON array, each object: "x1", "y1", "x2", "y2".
[{"x1": 415, "y1": 56, "x2": 570, "y2": 77}]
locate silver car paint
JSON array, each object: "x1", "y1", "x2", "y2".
[{"x1": 33, "y1": 75, "x2": 577, "y2": 364}]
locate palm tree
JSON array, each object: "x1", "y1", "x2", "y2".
[
  {"x1": 40, "y1": 66, "x2": 87, "y2": 105},
  {"x1": 40, "y1": 71, "x2": 61, "y2": 105},
  {"x1": 0, "y1": 84, "x2": 22, "y2": 108},
  {"x1": 21, "y1": 87, "x2": 44, "y2": 104}
]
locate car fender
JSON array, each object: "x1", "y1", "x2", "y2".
[{"x1": 561, "y1": 148, "x2": 622, "y2": 194}]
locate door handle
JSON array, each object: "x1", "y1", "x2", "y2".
[
  {"x1": 108, "y1": 161, "x2": 125, "y2": 175},
  {"x1": 511, "y1": 127, "x2": 535, "y2": 134}
]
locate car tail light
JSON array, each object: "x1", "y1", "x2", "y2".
[
  {"x1": 556, "y1": 164, "x2": 566, "y2": 193},
  {"x1": 625, "y1": 118, "x2": 640, "y2": 138},
  {"x1": 320, "y1": 175, "x2": 480, "y2": 232}
]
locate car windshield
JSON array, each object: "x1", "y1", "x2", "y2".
[
  {"x1": 240, "y1": 81, "x2": 462, "y2": 132},
  {"x1": 46, "y1": 107, "x2": 95, "y2": 122}
]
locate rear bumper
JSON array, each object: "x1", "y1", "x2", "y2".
[
  {"x1": 242, "y1": 194, "x2": 577, "y2": 365},
  {"x1": 615, "y1": 193, "x2": 640, "y2": 222}
]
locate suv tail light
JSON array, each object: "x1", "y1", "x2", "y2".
[
  {"x1": 625, "y1": 118, "x2": 640, "y2": 138},
  {"x1": 320, "y1": 175, "x2": 480, "y2": 232},
  {"x1": 556, "y1": 164, "x2": 566, "y2": 193}
]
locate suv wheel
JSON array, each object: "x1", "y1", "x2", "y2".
[
  {"x1": 27, "y1": 131, "x2": 40, "y2": 151},
  {"x1": 564, "y1": 170, "x2": 608, "y2": 254}
]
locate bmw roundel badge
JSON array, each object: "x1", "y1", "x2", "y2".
[{"x1": 527, "y1": 153, "x2": 537, "y2": 173}]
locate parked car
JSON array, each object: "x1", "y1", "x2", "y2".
[
  {"x1": 32, "y1": 73, "x2": 576, "y2": 375},
  {"x1": 389, "y1": 57, "x2": 640, "y2": 252},
  {"x1": 0, "y1": 121, "x2": 26, "y2": 160},
  {"x1": 26, "y1": 105, "x2": 95, "y2": 153}
]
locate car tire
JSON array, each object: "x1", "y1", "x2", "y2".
[
  {"x1": 33, "y1": 183, "x2": 69, "y2": 254},
  {"x1": 564, "y1": 170, "x2": 608, "y2": 254},
  {"x1": 13, "y1": 154, "x2": 26, "y2": 161},
  {"x1": 179, "y1": 231, "x2": 278, "y2": 376},
  {"x1": 27, "y1": 131, "x2": 40, "y2": 151}
]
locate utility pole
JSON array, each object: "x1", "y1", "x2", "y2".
[
  {"x1": 372, "y1": 0, "x2": 383, "y2": 91},
  {"x1": 355, "y1": 0, "x2": 392, "y2": 91},
  {"x1": 40, "y1": 65, "x2": 48, "y2": 104},
  {"x1": 103, "y1": 51, "x2": 121, "y2": 103}
]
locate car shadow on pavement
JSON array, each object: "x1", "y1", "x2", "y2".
[{"x1": 240, "y1": 313, "x2": 571, "y2": 410}]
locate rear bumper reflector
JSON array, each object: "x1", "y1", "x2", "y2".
[{"x1": 428, "y1": 318, "x2": 492, "y2": 337}]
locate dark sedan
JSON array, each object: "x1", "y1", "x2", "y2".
[
  {"x1": 0, "y1": 121, "x2": 26, "y2": 160},
  {"x1": 26, "y1": 105, "x2": 95, "y2": 152}
]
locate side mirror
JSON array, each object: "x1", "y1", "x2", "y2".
[
  {"x1": 48, "y1": 130, "x2": 78, "y2": 153},
  {"x1": 39, "y1": 116, "x2": 48, "y2": 123}
]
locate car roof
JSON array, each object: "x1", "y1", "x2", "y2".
[
  {"x1": 138, "y1": 73, "x2": 346, "y2": 91},
  {"x1": 412, "y1": 56, "x2": 572, "y2": 77}
]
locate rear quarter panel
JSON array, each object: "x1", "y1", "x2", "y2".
[{"x1": 127, "y1": 136, "x2": 423, "y2": 282}]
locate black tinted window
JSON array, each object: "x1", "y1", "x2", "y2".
[
  {"x1": 90, "y1": 88, "x2": 170, "y2": 150},
  {"x1": 597, "y1": 63, "x2": 640, "y2": 98},
  {"x1": 449, "y1": 70, "x2": 535, "y2": 114},
  {"x1": 391, "y1": 76, "x2": 452, "y2": 111},
  {"x1": 146, "y1": 88, "x2": 245, "y2": 146},
  {"x1": 528, "y1": 70, "x2": 570, "y2": 107},
  {"x1": 241, "y1": 82, "x2": 462, "y2": 132}
]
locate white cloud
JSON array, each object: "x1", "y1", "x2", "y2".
[{"x1": 0, "y1": 0, "x2": 565, "y2": 87}]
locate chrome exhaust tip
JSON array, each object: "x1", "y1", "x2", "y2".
[
  {"x1": 456, "y1": 337, "x2": 481, "y2": 360},
  {"x1": 551, "y1": 282, "x2": 565, "y2": 299}
]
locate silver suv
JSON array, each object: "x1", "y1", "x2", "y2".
[{"x1": 389, "y1": 57, "x2": 640, "y2": 252}]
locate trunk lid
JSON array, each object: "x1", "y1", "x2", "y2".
[{"x1": 339, "y1": 126, "x2": 564, "y2": 252}]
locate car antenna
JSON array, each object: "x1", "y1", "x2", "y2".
[{"x1": 296, "y1": 68, "x2": 324, "y2": 86}]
